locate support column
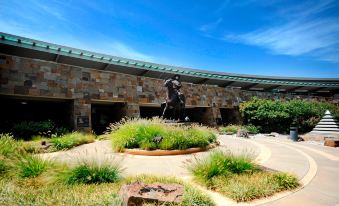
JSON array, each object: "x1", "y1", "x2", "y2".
[
  {"x1": 126, "y1": 103, "x2": 140, "y2": 118},
  {"x1": 207, "y1": 106, "x2": 221, "y2": 126},
  {"x1": 73, "y1": 98, "x2": 91, "y2": 132}
]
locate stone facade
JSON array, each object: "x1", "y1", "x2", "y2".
[{"x1": 0, "y1": 54, "x2": 337, "y2": 131}]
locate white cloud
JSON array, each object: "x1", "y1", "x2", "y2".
[
  {"x1": 199, "y1": 18, "x2": 223, "y2": 32},
  {"x1": 109, "y1": 42, "x2": 155, "y2": 62},
  {"x1": 224, "y1": 0, "x2": 339, "y2": 62}
]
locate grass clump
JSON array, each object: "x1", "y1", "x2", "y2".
[
  {"x1": 219, "y1": 125, "x2": 241, "y2": 134},
  {"x1": 110, "y1": 118, "x2": 217, "y2": 151},
  {"x1": 219, "y1": 125, "x2": 259, "y2": 135},
  {"x1": 0, "y1": 133, "x2": 25, "y2": 157},
  {"x1": 17, "y1": 155, "x2": 51, "y2": 178},
  {"x1": 60, "y1": 161, "x2": 123, "y2": 184},
  {"x1": 189, "y1": 151, "x2": 257, "y2": 183},
  {"x1": 50, "y1": 132, "x2": 95, "y2": 150},
  {"x1": 189, "y1": 150, "x2": 299, "y2": 202}
]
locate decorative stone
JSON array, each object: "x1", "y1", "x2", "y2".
[
  {"x1": 324, "y1": 139, "x2": 339, "y2": 147},
  {"x1": 119, "y1": 182, "x2": 184, "y2": 206},
  {"x1": 236, "y1": 129, "x2": 249, "y2": 138}
]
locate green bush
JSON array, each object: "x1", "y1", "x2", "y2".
[
  {"x1": 110, "y1": 118, "x2": 217, "y2": 151},
  {"x1": 50, "y1": 132, "x2": 95, "y2": 150},
  {"x1": 240, "y1": 97, "x2": 339, "y2": 133},
  {"x1": 17, "y1": 155, "x2": 50, "y2": 178},
  {"x1": 10, "y1": 120, "x2": 71, "y2": 140},
  {"x1": 61, "y1": 162, "x2": 122, "y2": 184},
  {"x1": 244, "y1": 125, "x2": 259, "y2": 134}
]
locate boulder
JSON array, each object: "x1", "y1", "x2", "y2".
[
  {"x1": 119, "y1": 181, "x2": 184, "y2": 206},
  {"x1": 236, "y1": 129, "x2": 249, "y2": 138},
  {"x1": 324, "y1": 139, "x2": 339, "y2": 147}
]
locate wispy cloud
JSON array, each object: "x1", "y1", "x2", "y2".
[
  {"x1": 109, "y1": 42, "x2": 155, "y2": 62},
  {"x1": 224, "y1": 0, "x2": 339, "y2": 62},
  {"x1": 200, "y1": 18, "x2": 223, "y2": 32}
]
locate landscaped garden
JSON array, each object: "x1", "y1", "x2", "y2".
[
  {"x1": 0, "y1": 116, "x2": 305, "y2": 205},
  {"x1": 109, "y1": 118, "x2": 217, "y2": 151},
  {"x1": 0, "y1": 133, "x2": 215, "y2": 205}
]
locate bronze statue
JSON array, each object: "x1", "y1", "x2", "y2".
[{"x1": 161, "y1": 74, "x2": 186, "y2": 121}]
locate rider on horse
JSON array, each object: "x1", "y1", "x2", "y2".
[{"x1": 169, "y1": 74, "x2": 184, "y2": 104}]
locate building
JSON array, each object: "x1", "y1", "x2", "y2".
[{"x1": 1, "y1": 32, "x2": 338, "y2": 133}]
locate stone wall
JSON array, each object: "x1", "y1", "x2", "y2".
[{"x1": 0, "y1": 54, "x2": 337, "y2": 130}]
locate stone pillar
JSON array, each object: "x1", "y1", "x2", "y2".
[
  {"x1": 204, "y1": 106, "x2": 221, "y2": 126},
  {"x1": 73, "y1": 98, "x2": 91, "y2": 132},
  {"x1": 126, "y1": 103, "x2": 140, "y2": 118}
]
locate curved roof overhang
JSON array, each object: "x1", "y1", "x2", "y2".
[{"x1": 0, "y1": 32, "x2": 338, "y2": 95}]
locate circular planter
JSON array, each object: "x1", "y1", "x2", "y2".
[{"x1": 122, "y1": 143, "x2": 218, "y2": 156}]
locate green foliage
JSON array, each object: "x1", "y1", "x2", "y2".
[
  {"x1": 273, "y1": 172, "x2": 300, "y2": 190},
  {"x1": 11, "y1": 120, "x2": 70, "y2": 140},
  {"x1": 189, "y1": 151, "x2": 300, "y2": 202},
  {"x1": 0, "y1": 157, "x2": 9, "y2": 175},
  {"x1": 17, "y1": 155, "x2": 50, "y2": 178},
  {"x1": 12, "y1": 120, "x2": 55, "y2": 140},
  {"x1": 50, "y1": 132, "x2": 95, "y2": 150},
  {"x1": 110, "y1": 118, "x2": 217, "y2": 151},
  {"x1": 240, "y1": 97, "x2": 339, "y2": 133},
  {"x1": 244, "y1": 125, "x2": 259, "y2": 134},
  {"x1": 61, "y1": 162, "x2": 122, "y2": 184}
]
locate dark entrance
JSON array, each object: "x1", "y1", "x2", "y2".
[
  {"x1": 184, "y1": 107, "x2": 212, "y2": 125},
  {"x1": 0, "y1": 95, "x2": 73, "y2": 134},
  {"x1": 220, "y1": 107, "x2": 241, "y2": 125},
  {"x1": 91, "y1": 102, "x2": 127, "y2": 134},
  {"x1": 140, "y1": 106, "x2": 162, "y2": 119}
]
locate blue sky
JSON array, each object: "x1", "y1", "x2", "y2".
[{"x1": 1, "y1": 0, "x2": 339, "y2": 78}]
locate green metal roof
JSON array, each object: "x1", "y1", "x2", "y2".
[{"x1": 1, "y1": 32, "x2": 339, "y2": 89}]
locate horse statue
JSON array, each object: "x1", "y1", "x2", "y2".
[{"x1": 161, "y1": 75, "x2": 186, "y2": 121}]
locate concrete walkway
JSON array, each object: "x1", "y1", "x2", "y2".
[{"x1": 40, "y1": 135, "x2": 339, "y2": 206}]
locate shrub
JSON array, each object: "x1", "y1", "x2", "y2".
[
  {"x1": 240, "y1": 97, "x2": 339, "y2": 133},
  {"x1": 61, "y1": 162, "x2": 122, "y2": 184},
  {"x1": 17, "y1": 155, "x2": 50, "y2": 178},
  {"x1": 11, "y1": 120, "x2": 70, "y2": 140},
  {"x1": 12, "y1": 120, "x2": 55, "y2": 140},
  {"x1": 50, "y1": 132, "x2": 95, "y2": 150},
  {"x1": 244, "y1": 125, "x2": 259, "y2": 134},
  {"x1": 110, "y1": 118, "x2": 216, "y2": 151}
]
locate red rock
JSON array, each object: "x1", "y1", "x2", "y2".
[{"x1": 119, "y1": 181, "x2": 184, "y2": 206}]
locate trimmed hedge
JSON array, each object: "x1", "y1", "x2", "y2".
[{"x1": 240, "y1": 97, "x2": 339, "y2": 133}]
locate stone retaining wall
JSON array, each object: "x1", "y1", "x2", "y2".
[{"x1": 0, "y1": 54, "x2": 337, "y2": 131}]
